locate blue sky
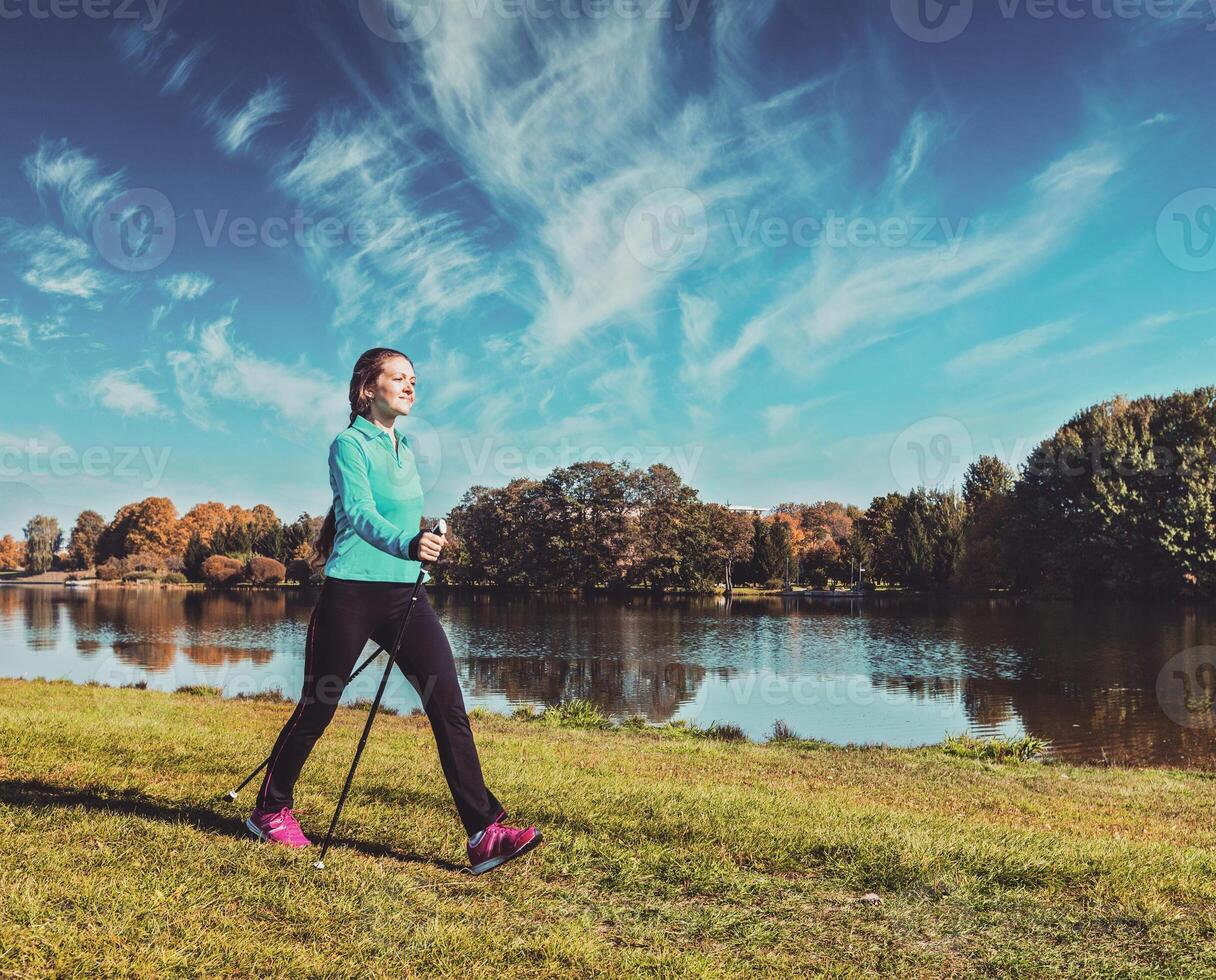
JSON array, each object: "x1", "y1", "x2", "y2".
[{"x1": 1, "y1": 0, "x2": 1214, "y2": 535}]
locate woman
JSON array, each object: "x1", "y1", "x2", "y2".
[{"x1": 247, "y1": 347, "x2": 542, "y2": 876}]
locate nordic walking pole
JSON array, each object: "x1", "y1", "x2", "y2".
[
  {"x1": 222, "y1": 643, "x2": 390, "y2": 802},
  {"x1": 312, "y1": 519, "x2": 445, "y2": 871}
]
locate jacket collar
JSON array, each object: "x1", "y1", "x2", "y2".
[{"x1": 351, "y1": 414, "x2": 407, "y2": 447}]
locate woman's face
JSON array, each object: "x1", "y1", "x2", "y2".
[{"x1": 368, "y1": 355, "x2": 416, "y2": 419}]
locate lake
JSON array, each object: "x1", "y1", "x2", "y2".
[{"x1": 3, "y1": 584, "x2": 1214, "y2": 767}]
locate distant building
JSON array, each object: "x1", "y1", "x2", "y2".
[{"x1": 720, "y1": 504, "x2": 765, "y2": 516}]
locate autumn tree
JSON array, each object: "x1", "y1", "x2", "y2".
[
  {"x1": 0, "y1": 534, "x2": 23, "y2": 571},
  {"x1": 179, "y1": 502, "x2": 229, "y2": 548},
  {"x1": 124, "y1": 497, "x2": 186, "y2": 556},
  {"x1": 67, "y1": 510, "x2": 105, "y2": 570}
]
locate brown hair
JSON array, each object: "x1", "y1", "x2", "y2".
[{"x1": 313, "y1": 347, "x2": 413, "y2": 566}]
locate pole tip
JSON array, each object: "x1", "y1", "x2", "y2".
[
  {"x1": 312, "y1": 860, "x2": 325, "y2": 870},
  {"x1": 225, "y1": 790, "x2": 238, "y2": 801}
]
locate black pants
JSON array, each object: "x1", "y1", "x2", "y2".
[{"x1": 256, "y1": 577, "x2": 503, "y2": 836}]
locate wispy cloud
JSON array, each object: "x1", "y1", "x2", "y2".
[
  {"x1": 0, "y1": 221, "x2": 115, "y2": 300},
  {"x1": 166, "y1": 316, "x2": 347, "y2": 436},
  {"x1": 210, "y1": 79, "x2": 289, "y2": 156},
  {"x1": 93, "y1": 367, "x2": 165, "y2": 417},
  {"x1": 700, "y1": 141, "x2": 1121, "y2": 391},
  {"x1": 162, "y1": 42, "x2": 208, "y2": 95},
  {"x1": 21, "y1": 138, "x2": 124, "y2": 234},
  {"x1": 276, "y1": 108, "x2": 507, "y2": 334},
  {"x1": 158, "y1": 272, "x2": 214, "y2": 302},
  {"x1": 1062, "y1": 308, "x2": 1214, "y2": 361},
  {"x1": 945, "y1": 319, "x2": 1075, "y2": 376}
]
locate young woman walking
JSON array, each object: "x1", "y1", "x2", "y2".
[{"x1": 246, "y1": 347, "x2": 542, "y2": 876}]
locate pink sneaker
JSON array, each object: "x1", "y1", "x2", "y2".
[
  {"x1": 467, "y1": 813, "x2": 543, "y2": 876},
  {"x1": 246, "y1": 805, "x2": 312, "y2": 849}
]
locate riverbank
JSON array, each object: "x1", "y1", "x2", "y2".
[{"x1": 1, "y1": 679, "x2": 1213, "y2": 977}]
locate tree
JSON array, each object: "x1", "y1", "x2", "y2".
[
  {"x1": 857, "y1": 493, "x2": 904, "y2": 586},
  {"x1": 956, "y1": 457, "x2": 1016, "y2": 592},
  {"x1": 23, "y1": 515, "x2": 62, "y2": 574},
  {"x1": 66, "y1": 510, "x2": 105, "y2": 570},
  {"x1": 0, "y1": 534, "x2": 23, "y2": 571},
  {"x1": 1012, "y1": 387, "x2": 1216, "y2": 597},
  {"x1": 962, "y1": 455, "x2": 1014, "y2": 512},
  {"x1": 179, "y1": 502, "x2": 229, "y2": 548},
  {"x1": 95, "y1": 503, "x2": 139, "y2": 562},
  {"x1": 636, "y1": 464, "x2": 700, "y2": 591},
  {"x1": 741, "y1": 516, "x2": 793, "y2": 586},
  {"x1": 183, "y1": 532, "x2": 208, "y2": 582},
  {"x1": 705, "y1": 504, "x2": 754, "y2": 594},
  {"x1": 890, "y1": 489, "x2": 966, "y2": 589}
]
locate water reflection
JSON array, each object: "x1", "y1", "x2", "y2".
[{"x1": 1, "y1": 585, "x2": 1214, "y2": 768}]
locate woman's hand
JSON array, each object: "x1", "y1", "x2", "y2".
[{"x1": 410, "y1": 529, "x2": 446, "y2": 563}]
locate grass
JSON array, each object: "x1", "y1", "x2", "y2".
[
  {"x1": 941, "y1": 733, "x2": 1048, "y2": 763},
  {"x1": 1, "y1": 679, "x2": 1215, "y2": 977}
]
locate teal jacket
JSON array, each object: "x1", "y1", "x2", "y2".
[{"x1": 322, "y1": 414, "x2": 428, "y2": 583}]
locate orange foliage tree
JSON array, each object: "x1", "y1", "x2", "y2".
[
  {"x1": 179, "y1": 501, "x2": 229, "y2": 547},
  {"x1": 0, "y1": 534, "x2": 23, "y2": 570}
]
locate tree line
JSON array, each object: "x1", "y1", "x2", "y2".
[{"x1": 5, "y1": 386, "x2": 1214, "y2": 597}]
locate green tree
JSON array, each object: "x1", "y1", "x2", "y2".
[
  {"x1": 1012, "y1": 387, "x2": 1216, "y2": 597},
  {"x1": 857, "y1": 493, "x2": 905, "y2": 586},
  {"x1": 705, "y1": 504, "x2": 755, "y2": 594},
  {"x1": 183, "y1": 532, "x2": 209, "y2": 583},
  {"x1": 23, "y1": 514, "x2": 62, "y2": 574},
  {"x1": 962, "y1": 455, "x2": 1014, "y2": 512}
]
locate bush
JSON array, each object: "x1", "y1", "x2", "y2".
[
  {"x1": 162, "y1": 571, "x2": 188, "y2": 585},
  {"x1": 244, "y1": 555, "x2": 286, "y2": 586},
  {"x1": 770, "y1": 720, "x2": 800, "y2": 743},
  {"x1": 701, "y1": 721, "x2": 747, "y2": 742},
  {"x1": 537, "y1": 699, "x2": 612, "y2": 729},
  {"x1": 285, "y1": 558, "x2": 314, "y2": 585},
  {"x1": 201, "y1": 554, "x2": 244, "y2": 586},
  {"x1": 95, "y1": 557, "x2": 127, "y2": 581},
  {"x1": 127, "y1": 550, "x2": 169, "y2": 573},
  {"x1": 121, "y1": 570, "x2": 159, "y2": 582}
]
